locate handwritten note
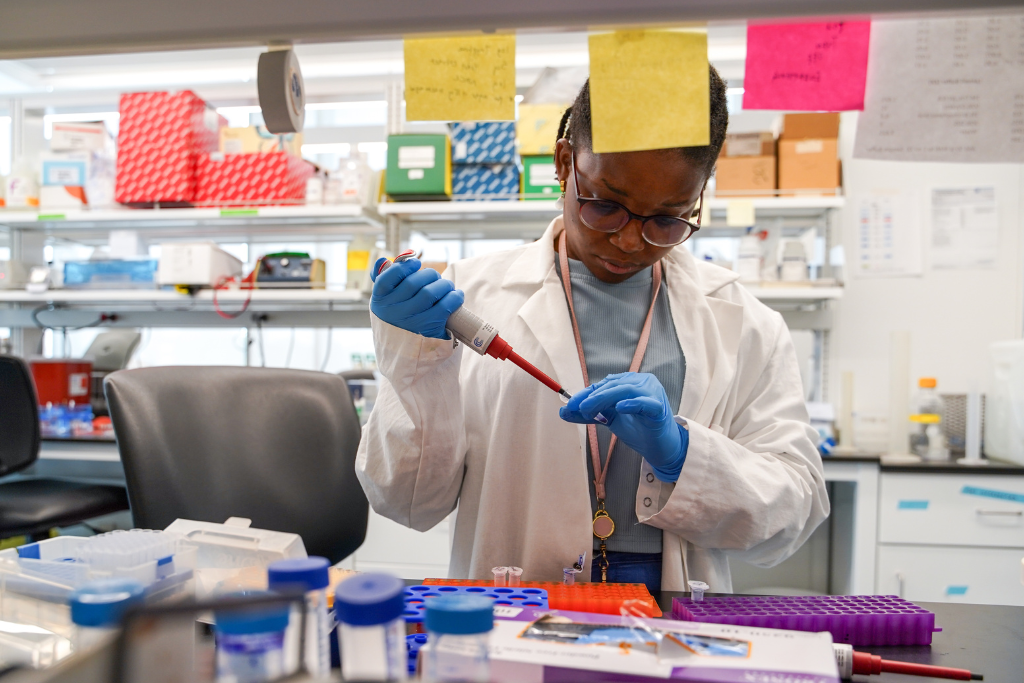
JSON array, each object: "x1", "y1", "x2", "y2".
[
  {"x1": 588, "y1": 30, "x2": 709, "y2": 153},
  {"x1": 743, "y1": 21, "x2": 871, "y2": 111},
  {"x1": 403, "y1": 35, "x2": 516, "y2": 121}
]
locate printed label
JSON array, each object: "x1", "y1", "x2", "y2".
[
  {"x1": 528, "y1": 163, "x2": 559, "y2": 187},
  {"x1": 407, "y1": 169, "x2": 425, "y2": 180},
  {"x1": 455, "y1": 141, "x2": 468, "y2": 160},
  {"x1": 68, "y1": 373, "x2": 90, "y2": 397},
  {"x1": 897, "y1": 500, "x2": 929, "y2": 510},
  {"x1": 726, "y1": 134, "x2": 763, "y2": 157},
  {"x1": 795, "y1": 139, "x2": 825, "y2": 154},
  {"x1": 472, "y1": 323, "x2": 494, "y2": 349},
  {"x1": 493, "y1": 606, "x2": 523, "y2": 618},
  {"x1": 961, "y1": 486, "x2": 1024, "y2": 505},
  {"x1": 398, "y1": 146, "x2": 436, "y2": 169}
]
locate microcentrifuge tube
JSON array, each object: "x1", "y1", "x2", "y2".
[
  {"x1": 688, "y1": 580, "x2": 709, "y2": 602},
  {"x1": 492, "y1": 567, "x2": 509, "y2": 587},
  {"x1": 563, "y1": 567, "x2": 580, "y2": 586},
  {"x1": 508, "y1": 567, "x2": 523, "y2": 587}
]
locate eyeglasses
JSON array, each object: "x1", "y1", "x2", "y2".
[{"x1": 571, "y1": 150, "x2": 703, "y2": 247}]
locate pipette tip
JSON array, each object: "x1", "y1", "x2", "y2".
[{"x1": 559, "y1": 388, "x2": 572, "y2": 401}]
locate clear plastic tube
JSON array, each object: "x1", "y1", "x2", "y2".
[
  {"x1": 508, "y1": 567, "x2": 522, "y2": 587},
  {"x1": 491, "y1": 567, "x2": 508, "y2": 587},
  {"x1": 687, "y1": 580, "x2": 709, "y2": 602}
]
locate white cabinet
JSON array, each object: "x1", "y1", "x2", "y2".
[
  {"x1": 877, "y1": 472, "x2": 1024, "y2": 605},
  {"x1": 879, "y1": 473, "x2": 1024, "y2": 547},
  {"x1": 876, "y1": 544, "x2": 1024, "y2": 606}
]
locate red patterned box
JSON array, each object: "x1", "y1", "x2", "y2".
[
  {"x1": 194, "y1": 152, "x2": 315, "y2": 205},
  {"x1": 115, "y1": 91, "x2": 224, "y2": 205}
]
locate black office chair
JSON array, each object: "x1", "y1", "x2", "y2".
[
  {"x1": 0, "y1": 356, "x2": 130, "y2": 541},
  {"x1": 104, "y1": 366, "x2": 368, "y2": 564}
]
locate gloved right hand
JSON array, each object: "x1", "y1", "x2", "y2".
[{"x1": 370, "y1": 257, "x2": 465, "y2": 340}]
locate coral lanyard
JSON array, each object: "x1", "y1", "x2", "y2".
[{"x1": 556, "y1": 230, "x2": 662, "y2": 506}]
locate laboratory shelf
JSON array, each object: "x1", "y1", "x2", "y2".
[
  {"x1": 0, "y1": 288, "x2": 364, "y2": 304},
  {"x1": 742, "y1": 285, "x2": 843, "y2": 302},
  {"x1": 0, "y1": 204, "x2": 384, "y2": 244}
]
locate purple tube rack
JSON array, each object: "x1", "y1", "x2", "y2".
[
  {"x1": 671, "y1": 595, "x2": 940, "y2": 646},
  {"x1": 403, "y1": 584, "x2": 548, "y2": 624}
]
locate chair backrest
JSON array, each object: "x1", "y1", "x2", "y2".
[
  {"x1": 0, "y1": 356, "x2": 40, "y2": 478},
  {"x1": 104, "y1": 366, "x2": 368, "y2": 563},
  {"x1": 338, "y1": 369, "x2": 376, "y2": 382}
]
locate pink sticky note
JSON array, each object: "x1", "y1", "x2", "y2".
[{"x1": 743, "y1": 21, "x2": 871, "y2": 111}]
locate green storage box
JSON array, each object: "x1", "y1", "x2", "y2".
[
  {"x1": 386, "y1": 134, "x2": 452, "y2": 200},
  {"x1": 520, "y1": 155, "x2": 560, "y2": 200}
]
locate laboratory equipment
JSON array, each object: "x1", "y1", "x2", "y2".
[
  {"x1": 254, "y1": 252, "x2": 326, "y2": 288},
  {"x1": 163, "y1": 517, "x2": 306, "y2": 570},
  {"x1": 267, "y1": 557, "x2": 331, "y2": 678},
  {"x1": 377, "y1": 253, "x2": 609, "y2": 422},
  {"x1": 687, "y1": 580, "x2": 709, "y2": 602},
  {"x1": 402, "y1": 586, "x2": 547, "y2": 628},
  {"x1": 29, "y1": 359, "x2": 93, "y2": 408},
  {"x1": 833, "y1": 644, "x2": 981, "y2": 681},
  {"x1": 959, "y1": 392, "x2": 985, "y2": 465},
  {"x1": 63, "y1": 259, "x2": 159, "y2": 289},
  {"x1": 69, "y1": 578, "x2": 144, "y2": 651},
  {"x1": 508, "y1": 567, "x2": 523, "y2": 587},
  {"x1": 214, "y1": 591, "x2": 290, "y2": 683},
  {"x1": 406, "y1": 633, "x2": 428, "y2": 675},
  {"x1": 671, "y1": 594, "x2": 939, "y2": 646},
  {"x1": 157, "y1": 242, "x2": 243, "y2": 287},
  {"x1": 887, "y1": 331, "x2": 915, "y2": 459},
  {"x1": 735, "y1": 229, "x2": 763, "y2": 283},
  {"x1": 423, "y1": 595, "x2": 493, "y2": 683},
  {"x1": 334, "y1": 572, "x2": 408, "y2": 682},
  {"x1": 491, "y1": 567, "x2": 508, "y2": 587},
  {"x1": 984, "y1": 340, "x2": 1024, "y2": 465},
  {"x1": 0, "y1": 260, "x2": 29, "y2": 289},
  {"x1": 779, "y1": 240, "x2": 809, "y2": 282},
  {"x1": 910, "y1": 377, "x2": 948, "y2": 460},
  {"x1": 422, "y1": 578, "x2": 660, "y2": 617}
]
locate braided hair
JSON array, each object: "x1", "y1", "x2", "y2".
[{"x1": 555, "y1": 64, "x2": 729, "y2": 178}]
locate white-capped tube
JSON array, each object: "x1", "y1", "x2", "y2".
[
  {"x1": 446, "y1": 306, "x2": 498, "y2": 356},
  {"x1": 508, "y1": 567, "x2": 523, "y2": 587},
  {"x1": 491, "y1": 567, "x2": 508, "y2": 587},
  {"x1": 687, "y1": 580, "x2": 709, "y2": 602}
]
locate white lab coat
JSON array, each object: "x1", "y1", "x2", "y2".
[{"x1": 356, "y1": 217, "x2": 829, "y2": 592}]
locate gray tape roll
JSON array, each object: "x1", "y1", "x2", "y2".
[{"x1": 258, "y1": 49, "x2": 305, "y2": 134}]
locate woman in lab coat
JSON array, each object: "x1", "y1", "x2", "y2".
[{"x1": 356, "y1": 69, "x2": 829, "y2": 593}]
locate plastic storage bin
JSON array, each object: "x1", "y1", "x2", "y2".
[{"x1": 63, "y1": 259, "x2": 159, "y2": 289}]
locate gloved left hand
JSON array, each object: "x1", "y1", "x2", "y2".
[{"x1": 559, "y1": 372, "x2": 688, "y2": 482}]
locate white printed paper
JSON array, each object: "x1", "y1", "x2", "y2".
[
  {"x1": 854, "y1": 15, "x2": 1024, "y2": 163},
  {"x1": 930, "y1": 187, "x2": 999, "y2": 269},
  {"x1": 852, "y1": 192, "x2": 922, "y2": 278}
]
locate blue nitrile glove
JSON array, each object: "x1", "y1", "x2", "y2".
[
  {"x1": 559, "y1": 372, "x2": 688, "y2": 482},
  {"x1": 370, "y1": 257, "x2": 465, "y2": 340}
]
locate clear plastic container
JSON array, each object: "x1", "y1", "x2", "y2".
[
  {"x1": 334, "y1": 573, "x2": 407, "y2": 682},
  {"x1": 910, "y1": 378, "x2": 947, "y2": 460},
  {"x1": 214, "y1": 592, "x2": 289, "y2": 683},
  {"x1": 69, "y1": 578, "x2": 145, "y2": 652},
  {"x1": 267, "y1": 557, "x2": 330, "y2": 678},
  {"x1": 423, "y1": 595, "x2": 493, "y2": 683}
]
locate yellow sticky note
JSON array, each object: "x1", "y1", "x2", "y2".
[
  {"x1": 588, "y1": 30, "x2": 709, "y2": 153},
  {"x1": 517, "y1": 103, "x2": 568, "y2": 155},
  {"x1": 726, "y1": 199, "x2": 756, "y2": 227},
  {"x1": 404, "y1": 35, "x2": 516, "y2": 121}
]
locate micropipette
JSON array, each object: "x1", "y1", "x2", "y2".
[{"x1": 377, "y1": 253, "x2": 607, "y2": 423}]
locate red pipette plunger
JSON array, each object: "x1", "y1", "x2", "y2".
[
  {"x1": 376, "y1": 253, "x2": 573, "y2": 402},
  {"x1": 834, "y1": 644, "x2": 982, "y2": 681}
]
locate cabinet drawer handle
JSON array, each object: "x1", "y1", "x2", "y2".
[{"x1": 976, "y1": 509, "x2": 1024, "y2": 517}]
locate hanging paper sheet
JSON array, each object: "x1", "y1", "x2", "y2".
[
  {"x1": 854, "y1": 16, "x2": 1024, "y2": 163},
  {"x1": 588, "y1": 30, "x2": 709, "y2": 153},
  {"x1": 404, "y1": 35, "x2": 516, "y2": 121},
  {"x1": 743, "y1": 21, "x2": 871, "y2": 111}
]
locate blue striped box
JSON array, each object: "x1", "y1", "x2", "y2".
[
  {"x1": 449, "y1": 122, "x2": 516, "y2": 164},
  {"x1": 452, "y1": 163, "x2": 520, "y2": 201}
]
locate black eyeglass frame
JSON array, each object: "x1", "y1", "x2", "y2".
[{"x1": 570, "y1": 149, "x2": 704, "y2": 248}]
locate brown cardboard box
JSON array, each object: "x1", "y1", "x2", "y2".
[
  {"x1": 778, "y1": 138, "x2": 840, "y2": 194},
  {"x1": 722, "y1": 132, "x2": 775, "y2": 157},
  {"x1": 715, "y1": 155, "x2": 776, "y2": 196},
  {"x1": 781, "y1": 113, "x2": 840, "y2": 140}
]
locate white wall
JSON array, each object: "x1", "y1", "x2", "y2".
[{"x1": 833, "y1": 113, "x2": 1024, "y2": 442}]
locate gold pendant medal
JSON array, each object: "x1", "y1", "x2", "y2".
[{"x1": 592, "y1": 508, "x2": 615, "y2": 540}]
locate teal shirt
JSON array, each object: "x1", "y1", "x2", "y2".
[{"x1": 559, "y1": 257, "x2": 686, "y2": 554}]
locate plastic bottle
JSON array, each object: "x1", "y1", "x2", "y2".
[
  {"x1": 267, "y1": 557, "x2": 331, "y2": 678},
  {"x1": 735, "y1": 228, "x2": 763, "y2": 283},
  {"x1": 214, "y1": 592, "x2": 290, "y2": 683},
  {"x1": 910, "y1": 378, "x2": 947, "y2": 460},
  {"x1": 334, "y1": 572, "x2": 407, "y2": 682},
  {"x1": 4, "y1": 161, "x2": 39, "y2": 208},
  {"x1": 423, "y1": 595, "x2": 493, "y2": 683},
  {"x1": 68, "y1": 578, "x2": 145, "y2": 651}
]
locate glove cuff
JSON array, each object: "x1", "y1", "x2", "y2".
[{"x1": 651, "y1": 419, "x2": 689, "y2": 483}]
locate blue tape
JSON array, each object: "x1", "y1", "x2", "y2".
[
  {"x1": 946, "y1": 585, "x2": 968, "y2": 596},
  {"x1": 961, "y1": 486, "x2": 1024, "y2": 505},
  {"x1": 898, "y1": 500, "x2": 929, "y2": 510}
]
